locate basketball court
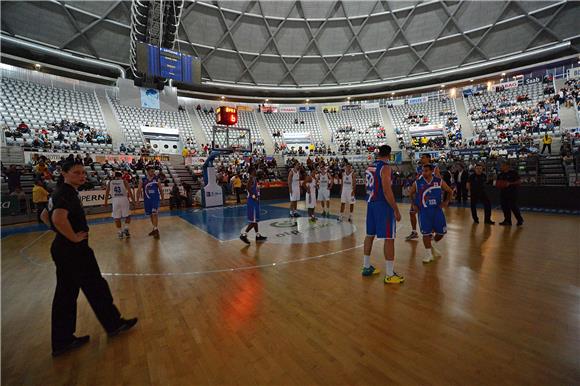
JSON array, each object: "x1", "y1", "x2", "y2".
[{"x1": 2, "y1": 200, "x2": 578, "y2": 385}]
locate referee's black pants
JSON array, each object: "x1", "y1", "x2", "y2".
[
  {"x1": 50, "y1": 241, "x2": 122, "y2": 351},
  {"x1": 500, "y1": 194, "x2": 523, "y2": 224},
  {"x1": 470, "y1": 194, "x2": 492, "y2": 222}
]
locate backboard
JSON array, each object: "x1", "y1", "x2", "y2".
[{"x1": 211, "y1": 125, "x2": 252, "y2": 154}]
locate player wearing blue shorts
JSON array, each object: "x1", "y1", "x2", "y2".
[
  {"x1": 409, "y1": 164, "x2": 453, "y2": 263},
  {"x1": 362, "y1": 145, "x2": 403, "y2": 284},
  {"x1": 406, "y1": 153, "x2": 440, "y2": 241},
  {"x1": 240, "y1": 167, "x2": 267, "y2": 245},
  {"x1": 138, "y1": 166, "x2": 164, "y2": 239}
]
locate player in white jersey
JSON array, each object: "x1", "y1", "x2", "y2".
[
  {"x1": 339, "y1": 163, "x2": 356, "y2": 222},
  {"x1": 305, "y1": 175, "x2": 317, "y2": 222},
  {"x1": 104, "y1": 171, "x2": 136, "y2": 239},
  {"x1": 316, "y1": 165, "x2": 332, "y2": 217},
  {"x1": 287, "y1": 162, "x2": 302, "y2": 217}
]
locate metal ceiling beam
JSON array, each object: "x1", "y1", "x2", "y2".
[
  {"x1": 319, "y1": 0, "x2": 382, "y2": 84},
  {"x1": 457, "y1": 0, "x2": 514, "y2": 67},
  {"x1": 279, "y1": 0, "x2": 342, "y2": 85},
  {"x1": 360, "y1": 1, "x2": 418, "y2": 81},
  {"x1": 58, "y1": 1, "x2": 122, "y2": 49},
  {"x1": 406, "y1": 0, "x2": 467, "y2": 75},
  {"x1": 57, "y1": 1, "x2": 101, "y2": 59},
  {"x1": 521, "y1": 1, "x2": 567, "y2": 51},
  {"x1": 234, "y1": 1, "x2": 300, "y2": 85}
]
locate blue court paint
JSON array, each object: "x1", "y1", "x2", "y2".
[{"x1": 177, "y1": 205, "x2": 306, "y2": 241}]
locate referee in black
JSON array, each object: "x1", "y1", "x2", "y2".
[
  {"x1": 496, "y1": 160, "x2": 524, "y2": 226},
  {"x1": 40, "y1": 159, "x2": 137, "y2": 356},
  {"x1": 467, "y1": 163, "x2": 494, "y2": 224}
]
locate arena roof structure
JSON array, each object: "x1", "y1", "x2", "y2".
[{"x1": 1, "y1": 1, "x2": 579, "y2": 98}]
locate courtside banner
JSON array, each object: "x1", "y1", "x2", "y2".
[
  {"x1": 362, "y1": 102, "x2": 380, "y2": 109},
  {"x1": 79, "y1": 185, "x2": 183, "y2": 207},
  {"x1": 407, "y1": 96, "x2": 428, "y2": 105},
  {"x1": 567, "y1": 68, "x2": 580, "y2": 79}
]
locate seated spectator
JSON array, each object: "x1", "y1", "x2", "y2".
[
  {"x1": 120, "y1": 143, "x2": 127, "y2": 153},
  {"x1": 17, "y1": 121, "x2": 30, "y2": 134}
]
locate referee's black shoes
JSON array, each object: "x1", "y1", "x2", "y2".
[
  {"x1": 52, "y1": 335, "x2": 90, "y2": 357},
  {"x1": 108, "y1": 318, "x2": 138, "y2": 337}
]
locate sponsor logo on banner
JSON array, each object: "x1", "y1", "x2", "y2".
[
  {"x1": 78, "y1": 186, "x2": 182, "y2": 207},
  {"x1": 236, "y1": 105, "x2": 254, "y2": 112},
  {"x1": 298, "y1": 106, "x2": 316, "y2": 112},
  {"x1": 567, "y1": 68, "x2": 580, "y2": 79},
  {"x1": 322, "y1": 106, "x2": 339, "y2": 113},
  {"x1": 495, "y1": 80, "x2": 519, "y2": 90},
  {"x1": 279, "y1": 106, "x2": 298, "y2": 113},
  {"x1": 362, "y1": 102, "x2": 380, "y2": 109},
  {"x1": 409, "y1": 124, "x2": 444, "y2": 133},
  {"x1": 389, "y1": 99, "x2": 406, "y2": 106},
  {"x1": 261, "y1": 105, "x2": 278, "y2": 113},
  {"x1": 240, "y1": 217, "x2": 356, "y2": 244},
  {"x1": 407, "y1": 96, "x2": 429, "y2": 105},
  {"x1": 341, "y1": 104, "x2": 362, "y2": 111},
  {"x1": 524, "y1": 76, "x2": 541, "y2": 85}
]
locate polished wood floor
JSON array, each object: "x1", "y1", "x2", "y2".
[{"x1": 2, "y1": 200, "x2": 579, "y2": 385}]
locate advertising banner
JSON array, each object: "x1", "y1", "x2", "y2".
[
  {"x1": 298, "y1": 106, "x2": 316, "y2": 112},
  {"x1": 567, "y1": 67, "x2": 580, "y2": 79},
  {"x1": 261, "y1": 105, "x2": 278, "y2": 113},
  {"x1": 140, "y1": 88, "x2": 160, "y2": 109},
  {"x1": 322, "y1": 106, "x2": 339, "y2": 113},
  {"x1": 236, "y1": 105, "x2": 254, "y2": 112},
  {"x1": 341, "y1": 104, "x2": 362, "y2": 111},
  {"x1": 389, "y1": 99, "x2": 406, "y2": 106},
  {"x1": 407, "y1": 96, "x2": 428, "y2": 105},
  {"x1": 78, "y1": 185, "x2": 182, "y2": 207},
  {"x1": 362, "y1": 102, "x2": 380, "y2": 109},
  {"x1": 524, "y1": 76, "x2": 542, "y2": 85},
  {"x1": 279, "y1": 106, "x2": 298, "y2": 113},
  {"x1": 408, "y1": 124, "x2": 444, "y2": 134}
]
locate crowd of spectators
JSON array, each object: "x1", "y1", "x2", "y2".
[
  {"x1": 4, "y1": 119, "x2": 112, "y2": 151},
  {"x1": 469, "y1": 95, "x2": 561, "y2": 147}
]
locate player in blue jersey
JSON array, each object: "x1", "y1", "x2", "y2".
[
  {"x1": 406, "y1": 153, "x2": 440, "y2": 241},
  {"x1": 363, "y1": 145, "x2": 403, "y2": 284},
  {"x1": 138, "y1": 166, "x2": 164, "y2": 239},
  {"x1": 240, "y1": 167, "x2": 267, "y2": 245},
  {"x1": 408, "y1": 164, "x2": 453, "y2": 263}
]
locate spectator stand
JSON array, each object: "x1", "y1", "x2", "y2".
[
  {"x1": 1, "y1": 77, "x2": 113, "y2": 153},
  {"x1": 324, "y1": 104, "x2": 386, "y2": 155}
]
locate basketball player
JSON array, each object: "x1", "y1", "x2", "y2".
[
  {"x1": 317, "y1": 165, "x2": 332, "y2": 217},
  {"x1": 406, "y1": 153, "x2": 440, "y2": 241},
  {"x1": 240, "y1": 167, "x2": 267, "y2": 245},
  {"x1": 104, "y1": 171, "x2": 135, "y2": 239},
  {"x1": 363, "y1": 145, "x2": 403, "y2": 284},
  {"x1": 288, "y1": 162, "x2": 301, "y2": 217},
  {"x1": 338, "y1": 163, "x2": 356, "y2": 222},
  {"x1": 138, "y1": 166, "x2": 164, "y2": 239},
  {"x1": 305, "y1": 175, "x2": 317, "y2": 222},
  {"x1": 408, "y1": 164, "x2": 453, "y2": 263}
]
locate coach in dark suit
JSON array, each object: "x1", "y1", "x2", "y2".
[
  {"x1": 467, "y1": 163, "x2": 494, "y2": 224},
  {"x1": 496, "y1": 161, "x2": 524, "y2": 226},
  {"x1": 454, "y1": 164, "x2": 468, "y2": 204}
]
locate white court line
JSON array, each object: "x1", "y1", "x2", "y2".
[
  {"x1": 19, "y1": 230, "x2": 52, "y2": 267},
  {"x1": 100, "y1": 243, "x2": 364, "y2": 277}
]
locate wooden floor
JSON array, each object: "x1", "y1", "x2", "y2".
[{"x1": 2, "y1": 200, "x2": 579, "y2": 385}]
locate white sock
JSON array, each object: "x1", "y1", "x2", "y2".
[
  {"x1": 123, "y1": 224, "x2": 129, "y2": 230},
  {"x1": 363, "y1": 255, "x2": 371, "y2": 268},
  {"x1": 386, "y1": 260, "x2": 395, "y2": 276},
  {"x1": 153, "y1": 226, "x2": 158, "y2": 230},
  {"x1": 242, "y1": 232, "x2": 247, "y2": 236},
  {"x1": 425, "y1": 248, "x2": 433, "y2": 257}
]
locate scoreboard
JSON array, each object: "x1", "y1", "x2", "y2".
[
  {"x1": 136, "y1": 42, "x2": 201, "y2": 85},
  {"x1": 215, "y1": 106, "x2": 238, "y2": 125}
]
